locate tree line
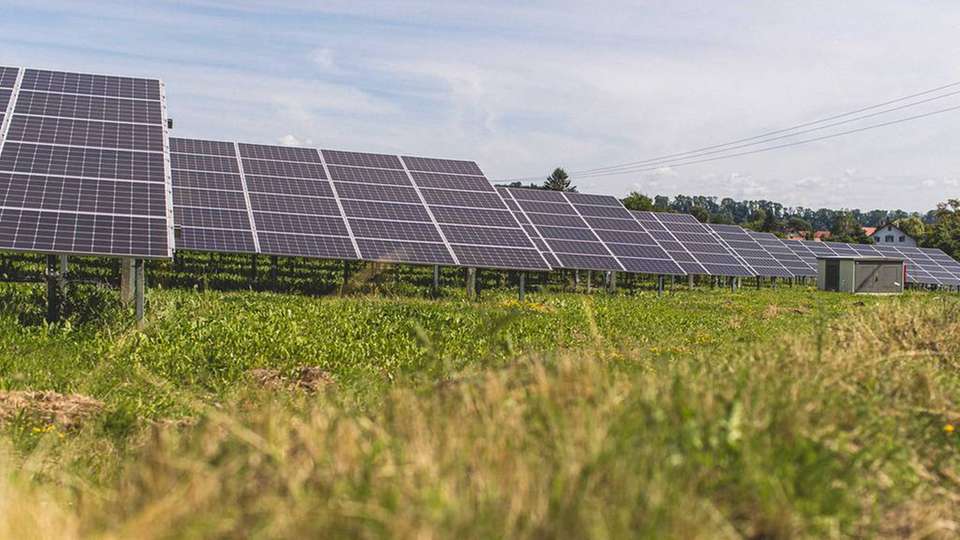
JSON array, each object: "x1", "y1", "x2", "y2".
[{"x1": 498, "y1": 167, "x2": 960, "y2": 260}]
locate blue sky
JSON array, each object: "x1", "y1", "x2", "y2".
[{"x1": 2, "y1": 1, "x2": 959, "y2": 211}]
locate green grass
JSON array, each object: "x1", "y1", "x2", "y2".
[
  {"x1": 0, "y1": 278, "x2": 957, "y2": 538},
  {"x1": 0, "y1": 284, "x2": 864, "y2": 426}
]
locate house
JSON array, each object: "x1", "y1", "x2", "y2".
[
  {"x1": 871, "y1": 223, "x2": 916, "y2": 247},
  {"x1": 862, "y1": 226, "x2": 877, "y2": 237},
  {"x1": 813, "y1": 231, "x2": 831, "y2": 242}
]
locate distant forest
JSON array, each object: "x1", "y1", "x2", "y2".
[{"x1": 498, "y1": 171, "x2": 960, "y2": 259}]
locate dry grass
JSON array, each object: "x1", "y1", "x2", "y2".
[{"x1": 3, "y1": 294, "x2": 960, "y2": 539}]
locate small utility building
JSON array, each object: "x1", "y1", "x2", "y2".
[{"x1": 817, "y1": 256, "x2": 905, "y2": 294}]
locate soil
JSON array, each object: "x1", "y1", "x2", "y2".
[{"x1": 0, "y1": 390, "x2": 104, "y2": 429}]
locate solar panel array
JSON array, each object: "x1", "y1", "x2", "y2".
[
  {"x1": 4, "y1": 68, "x2": 960, "y2": 289},
  {"x1": 169, "y1": 139, "x2": 550, "y2": 270},
  {"x1": 498, "y1": 188, "x2": 684, "y2": 274},
  {"x1": 632, "y1": 211, "x2": 754, "y2": 277},
  {"x1": 0, "y1": 67, "x2": 172, "y2": 258}
]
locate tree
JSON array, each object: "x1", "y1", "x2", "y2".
[
  {"x1": 689, "y1": 206, "x2": 709, "y2": 223},
  {"x1": 924, "y1": 199, "x2": 960, "y2": 259},
  {"x1": 894, "y1": 216, "x2": 926, "y2": 240},
  {"x1": 653, "y1": 195, "x2": 671, "y2": 212},
  {"x1": 622, "y1": 192, "x2": 654, "y2": 211},
  {"x1": 786, "y1": 216, "x2": 812, "y2": 233},
  {"x1": 543, "y1": 168, "x2": 575, "y2": 192},
  {"x1": 829, "y1": 211, "x2": 871, "y2": 244}
]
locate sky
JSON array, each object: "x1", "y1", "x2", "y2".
[{"x1": 2, "y1": 1, "x2": 959, "y2": 212}]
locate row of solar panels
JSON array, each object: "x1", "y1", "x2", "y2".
[{"x1": 1, "y1": 65, "x2": 959, "y2": 287}]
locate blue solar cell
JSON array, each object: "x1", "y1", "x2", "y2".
[
  {"x1": 583, "y1": 217, "x2": 643, "y2": 232},
  {"x1": 246, "y1": 176, "x2": 333, "y2": 198},
  {"x1": 176, "y1": 227, "x2": 257, "y2": 254},
  {"x1": 619, "y1": 257, "x2": 685, "y2": 275},
  {"x1": 238, "y1": 143, "x2": 321, "y2": 163},
  {"x1": 606, "y1": 243, "x2": 670, "y2": 259},
  {"x1": 174, "y1": 187, "x2": 247, "y2": 210},
  {"x1": 327, "y1": 165, "x2": 411, "y2": 186},
  {"x1": 242, "y1": 159, "x2": 325, "y2": 179},
  {"x1": 419, "y1": 188, "x2": 504, "y2": 209},
  {"x1": 341, "y1": 199, "x2": 431, "y2": 222},
  {"x1": 175, "y1": 207, "x2": 250, "y2": 230},
  {"x1": 402, "y1": 156, "x2": 483, "y2": 176},
  {"x1": 254, "y1": 213, "x2": 348, "y2": 237},
  {"x1": 350, "y1": 218, "x2": 441, "y2": 242},
  {"x1": 564, "y1": 192, "x2": 621, "y2": 206},
  {"x1": 172, "y1": 170, "x2": 243, "y2": 191},
  {"x1": 410, "y1": 171, "x2": 494, "y2": 191},
  {"x1": 573, "y1": 204, "x2": 634, "y2": 219},
  {"x1": 537, "y1": 226, "x2": 600, "y2": 241},
  {"x1": 553, "y1": 253, "x2": 622, "y2": 271},
  {"x1": 170, "y1": 138, "x2": 236, "y2": 157},
  {"x1": 515, "y1": 199, "x2": 578, "y2": 215},
  {"x1": 355, "y1": 238, "x2": 454, "y2": 265},
  {"x1": 258, "y1": 232, "x2": 357, "y2": 259},
  {"x1": 430, "y1": 206, "x2": 518, "y2": 227},
  {"x1": 335, "y1": 181, "x2": 421, "y2": 204},
  {"x1": 451, "y1": 245, "x2": 547, "y2": 270},
  {"x1": 248, "y1": 193, "x2": 341, "y2": 216},
  {"x1": 440, "y1": 224, "x2": 533, "y2": 248},
  {"x1": 322, "y1": 149, "x2": 403, "y2": 170},
  {"x1": 508, "y1": 188, "x2": 567, "y2": 202},
  {"x1": 526, "y1": 213, "x2": 587, "y2": 227},
  {"x1": 546, "y1": 239, "x2": 608, "y2": 255}
]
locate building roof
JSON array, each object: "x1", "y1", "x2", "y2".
[
  {"x1": 813, "y1": 230, "x2": 831, "y2": 241},
  {"x1": 863, "y1": 226, "x2": 877, "y2": 236}
]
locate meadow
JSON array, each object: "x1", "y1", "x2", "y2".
[{"x1": 0, "y1": 257, "x2": 956, "y2": 538}]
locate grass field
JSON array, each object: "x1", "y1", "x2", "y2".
[{"x1": 0, "y1": 271, "x2": 957, "y2": 538}]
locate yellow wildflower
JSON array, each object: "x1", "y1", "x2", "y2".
[{"x1": 945, "y1": 424, "x2": 955, "y2": 434}]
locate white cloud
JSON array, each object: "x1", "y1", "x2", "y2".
[{"x1": 4, "y1": 1, "x2": 960, "y2": 210}]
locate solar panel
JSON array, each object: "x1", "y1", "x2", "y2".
[
  {"x1": 747, "y1": 231, "x2": 816, "y2": 276},
  {"x1": 706, "y1": 224, "x2": 794, "y2": 278},
  {"x1": 321, "y1": 148, "x2": 453, "y2": 266},
  {"x1": 170, "y1": 138, "x2": 257, "y2": 253},
  {"x1": 501, "y1": 188, "x2": 685, "y2": 274},
  {"x1": 783, "y1": 240, "x2": 960, "y2": 287},
  {"x1": 403, "y1": 157, "x2": 549, "y2": 271},
  {"x1": 0, "y1": 67, "x2": 172, "y2": 258},
  {"x1": 633, "y1": 211, "x2": 754, "y2": 277},
  {"x1": 872, "y1": 244, "x2": 958, "y2": 286}
]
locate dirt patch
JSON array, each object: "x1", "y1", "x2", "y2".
[
  {"x1": 248, "y1": 367, "x2": 335, "y2": 393},
  {"x1": 0, "y1": 390, "x2": 104, "y2": 429}
]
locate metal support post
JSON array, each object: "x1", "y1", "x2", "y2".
[
  {"x1": 270, "y1": 255, "x2": 279, "y2": 282},
  {"x1": 432, "y1": 265, "x2": 440, "y2": 298},
  {"x1": 120, "y1": 257, "x2": 135, "y2": 305},
  {"x1": 519, "y1": 272, "x2": 526, "y2": 301},
  {"x1": 607, "y1": 271, "x2": 617, "y2": 293},
  {"x1": 466, "y1": 267, "x2": 477, "y2": 300},
  {"x1": 339, "y1": 260, "x2": 351, "y2": 295},
  {"x1": 586, "y1": 270, "x2": 592, "y2": 293},
  {"x1": 45, "y1": 255, "x2": 61, "y2": 323},
  {"x1": 688, "y1": 274, "x2": 694, "y2": 290},
  {"x1": 134, "y1": 259, "x2": 145, "y2": 324},
  {"x1": 574, "y1": 270, "x2": 580, "y2": 291},
  {"x1": 250, "y1": 255, "x2": 258, "y2": 284},
  {"x1": 657, "y1": 274, "x2": 665, "y2": 297}
]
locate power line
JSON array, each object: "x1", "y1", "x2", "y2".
[
  {"x1": 566, "y1": 103, "x2": 960, "y2": 180},
  {"x1": 497, "y1": 78, "x2": 960, "y2": 182},
  {"x1": 570, "y1": 88, "x2": 960, "y2": 176}
]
